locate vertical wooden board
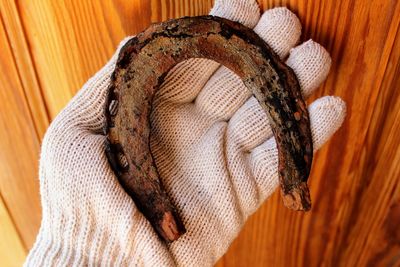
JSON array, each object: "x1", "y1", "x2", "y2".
[
  {"x1": 150, "y1": 0, "x2": 213, "y2": 21},
  {"x1": 16, "y1": 0, "x2": 152, "y2": 119},
  {"x1": 0, "y1": 0, "x2": 50, "y2": 139},
  {"x1": 0, "y1": 195, "x2": 26, "y2": 266},
  {"x1": 18, "y1": 1, "x2": 125, "y2": 119},
  {"x1": 219, "y1": 0, "x2": 400, "y2": 266},
  {"x1": 336, "y1": 25, "x2": 400, "y2": 267},
  {"x1": 0, "y1": 13, "x2": 41, "y2": 250}
]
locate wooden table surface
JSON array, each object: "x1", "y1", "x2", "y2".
[{"x1": 1, "y1": 0, "x2": 399, "y2": 266}]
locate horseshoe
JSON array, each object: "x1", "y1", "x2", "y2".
[{"x1": 104, "y1": 16, "x2": 313, "y2": 242}]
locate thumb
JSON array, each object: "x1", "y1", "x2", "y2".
[{"x1": 249, "y1": 96, "x2": 347, "y2": 201}]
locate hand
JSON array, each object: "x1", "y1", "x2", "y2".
[{"x1": 25, "y1": 1, "x2": 346, "y2": 266}]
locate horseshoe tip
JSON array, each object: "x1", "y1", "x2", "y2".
[{"x1": 281, "y1": 182, "x2": 311, "y2": 211}]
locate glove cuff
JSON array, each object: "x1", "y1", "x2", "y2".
[
  {"x1": 24, "y1": 215, "x2": 175, "y2": 266},
  {"x1": 24, "y1": 221, "x2": 124, "y2": 266}
]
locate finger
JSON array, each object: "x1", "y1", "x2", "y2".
[
  {"x1": 228, "y1": 92, "x2": 345, "y2": 154},
  {"x1": 254, "y1": 7, "x2": 302, "y2": 59},
  {"x1": 248, "y1": 96, "x2": 346, "y2": 199},
  {"x1": 210, "y1": 0, "x2": 260, "y2": 28},
  {"x1": 227, "y1": 97, "x2": 270, "y2": 152},
  {"x1": 287, "y1": 40, "x2": 332, "y2": 98},
  {"x1": 226, "y1": 40, "x2": 332, "y2": 149},
  {"x1": 195, "y1": 7, "x2": 301, "y2": 121},
  {"x1": 155, "y1": 0, "x2": 261, "y2": 105},
  {"x1": 153, "y1": 58, "x2": 220, "y2": 105}
]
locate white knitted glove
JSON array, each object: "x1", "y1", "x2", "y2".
[{"x1": 25, "y1": 1, "x2": 346, "y2": 266}]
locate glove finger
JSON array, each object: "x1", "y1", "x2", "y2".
[
  {"x1": 154, "y1": 0, "x2": 260, "y2": 105},
  {"x1": 226, "y1": 40, "x2": 332, "y2": 149},
  {"x1": 210, "y1": 0, "x2": 260, "y2": 28},
  {"x1": 228, "y1": 93, "x2": 345, "y2": 154},
  {"x1": 248, "y1": 96, "x2": 346, "y2": 199},
  {"x1": 195, "y1": 7, "x2": 301, "y2": 121},
  {"x1": 57, "y1": 37, "x2": 131, "y2": 132},
  {"x1": 287, "y1": 40, "x2": 332, "y2": 98},
  {"x1": 254, "y1": 7, "x2": 302, "y2": 59},
  {"x1": 227, "y1": 97, "x2": 270, "y2": 151}
]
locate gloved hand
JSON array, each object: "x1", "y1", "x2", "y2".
[{"x1": 25, "y1": 0, "x2": 346, "y2": 266}]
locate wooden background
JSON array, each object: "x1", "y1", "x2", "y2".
[{"x1": 1, "y1": 0, "x2": 399, "y2": 266}]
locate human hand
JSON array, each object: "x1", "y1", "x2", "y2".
[{"x1": 25, "y1": 0, "x2": 346, "y2": 266}]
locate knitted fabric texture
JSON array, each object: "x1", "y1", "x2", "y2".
[{"x1": 25, "y1": 1, "x2": 346, "y2": 266}]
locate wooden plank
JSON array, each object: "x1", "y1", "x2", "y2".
[
  {"x1": 0, "y1": 194, "x2": 26, "y2": 267},
  {"x1": 16, "y1": 0, "x2": 150, "y2": 119},
  {"x1": 0, "y1": 9, "x2": 41, "y2": 251},
  {"x1": 0, "y1": 0, "x2": 50, "y2": 139},
  {"x1": 219, "y1": 0, "x2": 400, "y2": 266},
  {"x1": 335, "y1": 23, "x2": 400, "y2": 267}
]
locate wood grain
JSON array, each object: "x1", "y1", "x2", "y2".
[
  {"x1": 0, "y1": 194, "x2": 26, "y2": 266},
  {"x1": 0, "y1": 0, "x2": 49, "y2": 138},
  {"x1": 0, "y1": 4, "x2": 42, "y2": 250},
  {"x1": 1, "y1": 0, "x2": 399, "y2": 266},
  {"x1": 217, "y1": 0, "x2": 400, "y2": 266}
]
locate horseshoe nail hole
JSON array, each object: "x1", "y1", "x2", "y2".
[
  {"x1": 109, "y1": 100, "x2": 118, "y2": 116},
  {"x1": 294, "y1": 112, "x2": 301, "y2": 121},
  {"x1": 118, "y1": 153, "x2": 129, "y2": 169}
]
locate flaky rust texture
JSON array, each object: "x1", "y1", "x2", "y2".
[{"x1": 104, "y1": 16, "x2": 313, "y2": 242}]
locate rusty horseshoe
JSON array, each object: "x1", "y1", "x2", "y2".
[{"x1": 104, "y1": 16, "x2": 313, "y2": 242}]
